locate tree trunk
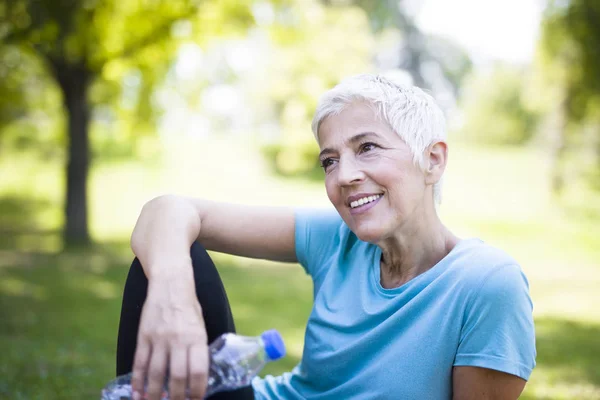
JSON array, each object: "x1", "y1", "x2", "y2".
[{"x1": 55, "y1": 62, "x2": 92, "y2": 247}]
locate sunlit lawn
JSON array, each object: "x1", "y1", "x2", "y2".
[{"x1": 1, "y1": 138, "x2": 599, "y2": 399}]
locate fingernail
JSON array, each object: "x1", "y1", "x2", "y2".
[{"x1": 132, "y1": 391, "x2": 141, "y2": 400}]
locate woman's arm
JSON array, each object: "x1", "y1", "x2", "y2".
[
  {"x1": 453, "y1": 366, "x2": 526, "y2": 400},
  {"x1": 131, "y1": 194, "x2": 297, "y2": 269},
  {"x1": 129, "y1": 194, "x2": 296, "y2": 400},
  {"x1": 193, "y1": 197, "x2": 296, "y2": 262}
]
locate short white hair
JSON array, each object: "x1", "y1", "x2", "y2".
[{"x1": 311, "y1": 73, "x2": 447, "y2": 204}]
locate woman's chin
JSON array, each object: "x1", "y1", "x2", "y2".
[{"x1": 352, "y1": 227, "x2": 384, "y2": 244}]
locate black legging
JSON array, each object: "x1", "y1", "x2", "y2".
[{"x1": 116, "y1": 242, "x2": 255, "y2": 399}]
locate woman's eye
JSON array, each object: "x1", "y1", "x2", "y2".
[
  {"x1": 320, "y1": 158, "x2": 335, "y2": 170},
  {"x1": 359, "y1": 142, "x2": 378, "y2": 153}
]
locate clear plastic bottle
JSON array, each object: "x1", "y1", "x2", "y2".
[{"x1": 101, "y1": 329, "x2": 285, "y2": 400}]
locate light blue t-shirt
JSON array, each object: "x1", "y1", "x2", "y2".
[{"x1": 252, "y1": 209, "x2": 536, "y2": 399}]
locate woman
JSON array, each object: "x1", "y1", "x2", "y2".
[{"x1": 116, "y1": 74, "x2": 536, "y2": 400}]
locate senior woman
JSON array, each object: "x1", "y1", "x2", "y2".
[{"x1": 115, "y1": 74, "x2": 536, "y2": 400}]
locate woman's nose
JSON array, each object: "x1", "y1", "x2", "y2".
[{"x1": 337, "y1": 157, "x2": 365, "y2": 186}]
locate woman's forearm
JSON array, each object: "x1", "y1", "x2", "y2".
[
  {"x1": 130, "y1": 194, "x2": 201, "y2": 280},
  {"x1": 128, "y1": 196, "x2": 210, "y2": 400}
]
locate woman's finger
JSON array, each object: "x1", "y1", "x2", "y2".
[
  {"x1": 146, "y1": 345, "x2": 168, "y2": 400},
  {"x1": 168, "y1": 346, "x2": 188, "y2": 400},
  {"x1": 131, "y1": 338, "x2": 151, "y2": 399},
  {"x1": 188, "y1": 343, "x2": 209, "y2": 400}
]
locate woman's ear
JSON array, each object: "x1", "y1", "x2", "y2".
[{"x1": 425, "y1": 141, "x2": 448, "y2": 185}]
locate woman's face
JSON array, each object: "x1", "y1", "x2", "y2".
[{"x1": 318, "y1": 102, "x2": 434, "y2": 243}]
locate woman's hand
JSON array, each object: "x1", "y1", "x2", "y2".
[{"x1": 131, "y1": 274, "x2": 209, "y2": 400}]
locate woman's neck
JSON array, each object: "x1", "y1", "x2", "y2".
[{"x1": 377, "y1": 212, "x2": 459, "y2": 289}]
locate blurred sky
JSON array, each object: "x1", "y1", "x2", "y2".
[{"x1": 416, "y1": 0, "x2": 545, "y2": 65}]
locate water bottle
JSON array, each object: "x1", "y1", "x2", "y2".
[{"x1": 101, "y1": 329, "x2": 286, "y2": 400}]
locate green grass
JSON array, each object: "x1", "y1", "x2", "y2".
[
  {"x1": 0, "y1": 250, "x2": 313, "y2": 399},
  {"x1": 1, "y1": 139, "x2": 600, "y2": 399}
]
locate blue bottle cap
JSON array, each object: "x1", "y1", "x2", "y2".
[{"x1": 261, "y1": 329, "x2": 286, "y2": 361}]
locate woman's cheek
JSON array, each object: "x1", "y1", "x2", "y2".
[{"x1": 324, "y1": 181, "x2": 338, "y2": 203}]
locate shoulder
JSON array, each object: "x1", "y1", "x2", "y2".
[
  {"x1": 294, "y1": 207, "x2": 373, "y2": 261},
  {"x1": 294, "y1": 207, "x2": 358, "y2": 276},
  {"x1": 447, "y1": 239, "x2": 531, "y2": 308},
  {"x1": 294, "y1": 207, "x2": 351, "y2": 251},
  {"x1": 450, "y1": 239, "x2": 532, "y2": 312},
  {"x1": 295, "y1": 207, "x2": 345, "y2": 234},
  {"x1": 451, "y1": 239, "x2": 524, "y2": 284}
]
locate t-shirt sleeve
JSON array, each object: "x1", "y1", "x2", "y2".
[
  {"x1": 454, "y1": 264, "x2": 537, "y2": 380},
  {"x1": 294, "y1": 207, "x2": 344, "y2": 280}
]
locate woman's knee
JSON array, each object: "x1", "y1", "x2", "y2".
[
  {"x1": 187, "y1": 241, "x2": 226, "y2": 288},
  {"x1": 187, "y1": 242, "x2": 237, "y2": 340},
  {"x1": 189, "y1": 241, "x2": 217, "y2": 273},
  {"x1": 121, "y1": 241, "x2": 235, "y2": 338}
]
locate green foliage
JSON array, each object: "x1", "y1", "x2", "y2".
[
  {"x1": 257, "y1": 0, "x2": 472, "y2": 178},
  {"x1": 256, "y1": 1, "x2": 374, "y2": 177},
  {"x1": 0, "y1": 0, "x2": 263, "y2": 243},
  {"x1": 535, "y1": 0, "x2": 600, "y2": 193},
  {"x1": 0, "y1": 46, "x2": 64, "y2": 155},
  {"x1": 456, "y1": 65, "x2": 540, "y2": 146},
  {"x1": 539, "y1": 0, "x2": 600, "y2": 122},
  {"x1": 261, "y1": 140, "x2": 323, "y2": 179},
  {"x1": 0, "y1": 0, "x2": 258, "y2": 160}
]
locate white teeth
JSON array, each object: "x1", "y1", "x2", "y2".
[{"x1": 350, "y1": 194, "x2": 381, "y2": 209}]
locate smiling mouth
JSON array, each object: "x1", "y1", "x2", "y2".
[{"x1": 349, "y1": 194, "x2": 383, "y2": 209}]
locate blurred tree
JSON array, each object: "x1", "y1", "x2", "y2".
[
  {"x1": 340, "y1": 0, "x2": 472, "y2": 94},
  {"x1": 0, "y1": 0, "x2": 255, "y2": 246},
  {"x1": 457, "y1": 65, "x2": 540, "y2": 146},
  {"x1": 345, "y1": 0, "x2": 428, "y2": 88},
  {"x1": 537, "y1": 0, "x2": 600, "y2": 194},
  {"x1": 252, "y1": 0, "x2": 374, "y2": 177},
  {"x1": 0, "y1": 46, "x2": 62, "y2": 155},
  {"x1": 258, "y1": 0, "x2": 472, "y2": 178}
]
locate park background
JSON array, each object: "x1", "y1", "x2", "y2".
[{"x1": 0, "y1": 0, "x2": 599, "y2": 398}]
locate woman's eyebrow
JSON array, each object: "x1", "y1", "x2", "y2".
[
  {"x1": 319, "y1": 132, "x2": 380, "y2": 159},
  {"x1": 348, "y1": 132, "x2": 380, "y2": 144}
]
